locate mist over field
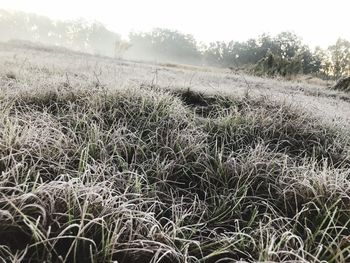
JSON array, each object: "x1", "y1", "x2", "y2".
[
  {"x1": 0, "y1": 1, "x2": 350, "y2": 262},
  {"x1": 1, "y1": 8, "x2": 350, "y2": 79}
]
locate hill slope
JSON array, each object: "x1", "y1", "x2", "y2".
[{"x1": 0, "y1": 43, "x2": 350, "y2": 262}]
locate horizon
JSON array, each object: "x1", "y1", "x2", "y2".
[{"x1": 1, "y1": 0, "x2": 349, "y2": 49}]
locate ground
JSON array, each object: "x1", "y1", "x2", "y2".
[
  {"x1": 1, "y1": 42, "x2": 349, "y2": 130},
  {"x1": 0, "y1": 42, "x2": 350, "y2": 262}
]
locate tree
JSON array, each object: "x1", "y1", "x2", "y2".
[
  {"x1": 87, "y1": 22, "x2": 120, "y2": 56},
  {"x1": 274, "y1": 31, "x2": 302, "y2": 59},
  {"x1": 328, "y1": 38, "x2": 350, "y2": 78},
  {"x1": 312, "y1": 47, "x2": 331, "y2": 77},
  {"x1": 127, "y1": 28, "x2": 201, "y2": 64},
  {"x1": 203, "y1": 41, "x2": 236, "y2": 66}
]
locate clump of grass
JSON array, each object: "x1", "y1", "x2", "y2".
[
  {"x1": 4, "y1": 71, "x2": 17, "y2": 80},
  {"x1": 333, "y1": 76, "x2": 350, "y2": 92},
  {"x1": 0, "y1": 86, "x2": 350, "y2": 262}
]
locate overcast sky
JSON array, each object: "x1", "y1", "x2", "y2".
[{"x1": 0, "y1": 0, "x2": 349, "y2": 48}]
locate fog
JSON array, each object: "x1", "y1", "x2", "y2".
[{"x1": 0, "y1": 4, "x2": 349, "y2": 78}]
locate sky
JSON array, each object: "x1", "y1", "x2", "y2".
[{"x1": 0, "y1": 0, "x2": 349, "y2": 49}]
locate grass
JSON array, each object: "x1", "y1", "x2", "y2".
[
  {"x1": 333, "y1": 77, "x2": 350, "y2": 93},
  {"x1": 0, "y1": 78, "x2": 350, "y2": 263}
]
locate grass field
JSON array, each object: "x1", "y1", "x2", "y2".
[{"x1": 0, "y1": 42, "x2": 350, "y2": 262}]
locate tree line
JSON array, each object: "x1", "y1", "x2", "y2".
[
  {"x1": 126, "y1": 30, "x2": 350, "y2": 79},
  {"x1": 1, "y1": 9, "x2": 349, "y2": 79},
  {"x1": 0, "y1": 9, "x2": 120, "y2": 56}
]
